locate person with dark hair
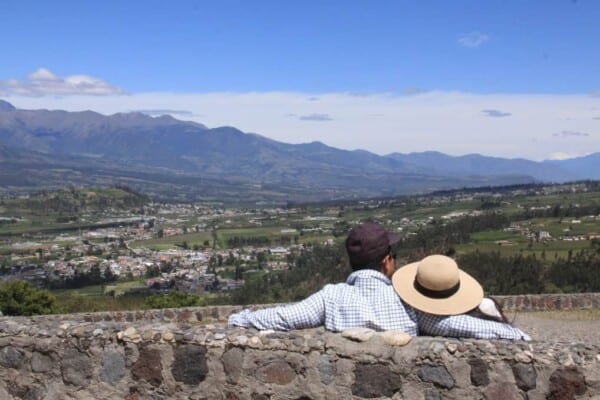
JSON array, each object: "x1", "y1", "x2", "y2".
[{"x1": 228, "y1": 222, "x2": 529, "y2": 340}]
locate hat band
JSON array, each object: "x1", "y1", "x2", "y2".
[{"x1": 414, "y1": 279, "x2": 461, "y2": 299}]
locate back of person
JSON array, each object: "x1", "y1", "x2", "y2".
[{"x1": 320, "y1": 269, "x2": 418, "y2": 333}]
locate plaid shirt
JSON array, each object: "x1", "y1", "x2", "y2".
[{"x1": 228, "y1": 269, "x2": 530, "y2": 340}]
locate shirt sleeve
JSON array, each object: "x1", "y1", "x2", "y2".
[
  {"x1": 417, "y1": 312, "x2": 531, "y2": 340},
  {"x1": 227, "y1": 290, "x2": 326, "y2": 331}
]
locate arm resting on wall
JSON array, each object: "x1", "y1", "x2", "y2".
[
  {"x1": 228, "y1": 291, "x2": 325, "y2": 331},
  {"x1": 417, "y1": 312, "x2": 531, "y2": 340}
]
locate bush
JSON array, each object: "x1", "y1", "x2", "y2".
[
  {"x1": 0, "y1": 280, "x2": 63, "y2": 316},
  {"x1": 144, "y1": 291, "x2": 206, "y2": 309}
]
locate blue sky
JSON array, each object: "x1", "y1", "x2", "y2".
[{"x1": 1, "y1": 0, "x2": 599, "y2": 160}]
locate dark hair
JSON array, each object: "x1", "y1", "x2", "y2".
[{"x1": 351, "y1": 247, "x2": 393, "y2": 272}]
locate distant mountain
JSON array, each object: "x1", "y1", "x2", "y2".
[
  {"x1": 0, "y1": 100, "x2": 597, "y2": 202},
  {"x1": 544, "y1": 153, "x2": 600, "y2": 180},
  {"x1": 386, "y1": 151, "x2": 581, "y2": 182}
]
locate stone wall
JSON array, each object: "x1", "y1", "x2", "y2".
[
  {"x1": 495, "y1": 293, "x2": 600, "y2": 312},
  {"x1": 0, "y1": 293, "x2": 599, "y2": 400}
]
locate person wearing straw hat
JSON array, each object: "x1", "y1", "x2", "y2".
[
  {"x1": 392, "y1": 254, "x2": 529, "y2": 339},
  {"x1": 229, "y1": 222, "x2": 529, "y2": 340}
]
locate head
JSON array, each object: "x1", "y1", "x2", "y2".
[
  {"x1": 392, "y1": 255, "x2": 484, "y2": 316},
  {"x1": 345, "y1": 222, "x2": 400, "y2": 278},
  {"x1": 476, "y1": 297, "x2": 511, "y2": 323}
]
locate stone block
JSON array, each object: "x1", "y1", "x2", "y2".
[
  {"x1": 171, "y1": 344, "x2": 208, "y2": 385},
  {"x1": 418, "y1": 365, "x2": 455, "y2": 389},
  {"x1": 222, "y1": 347, "x2": 244, "y2": 384},
  {"x1": 30, "y1": 352, "x2": 53, "y2": 373},
  {"x1": 468, "y1": 357, "x2": 489, "y2": 387},
  {"x1": 547, "y1": 366, "x2": 586, "y2": 400},
  {"x1": 351, "y1": 363, "x2": 402, "y2": 398},
  {"x1": 317, "y1": 354, "x2": 336, "y2": 386},
  {"x1": 0, "y1": 346, "x2": 25, "y2": 369},
  {"x1": 255, "y1": 358, "x2": 296, "y2": 385},
  {"x1": 60, "y1": 348, "x2": 92, "y2": 387},
  {"x1": 447, "y1": 359, "x2": 471, "y2": 388},
  {"x1": 511, "y1": 362, "x2": 536, "y2": 391},
  {"x1": 131, "y1": 347, "x2": 163, "y2": 387},
  {"x1": 483, "y1": 382, "x2": 521, "y2": 400},
  {"x1": 100, "y1": 351, "x2": 126, "y2": 386}
]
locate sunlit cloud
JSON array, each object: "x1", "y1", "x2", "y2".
[
  {"x1": 0, "y1": 68, "x2": 124, "y2": 96},
  {"x1": 457, "y1": 32, "x2": 489, "y2": 48},
  {"x1": 133, "y1": 109, "x2": 196, "y2": 117},
  {"x1": 548, "y1": 151, "x2": 590, "y2": 160}
]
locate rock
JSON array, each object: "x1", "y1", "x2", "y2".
[
  {"x1": 100, "y1": 351, "x2": 126, "y2": 386},
  {"x1": 222, "y1": 347, "x2": 244, "y2": 384},
  {"x1": 132, "y1": 347, "x2": 163, "y2": 387},
  {"x1": 142, "y1": 330, "x2": 154, "y2": 341},
  {"x1": 162, "y1": 332, "x2": 174, "y2": 342},
  {"x1": 172, "y1": 345, "x2": 208, "y2": 385},
  {"x1": 61, "y1": 348, "x2": 92, "y2": 387},
  {"x1": 379, "y1": 331, "x2": 412, "y2": 346},
  {"x1": 318, "y1": 355, "x2": 336, "y2": 385},
  {"x1": 514, "y1": 351, "x2": 532, "y2": 364},
  {"x1": 119, "y1": 327, "x2": 141, "y2": 343},
  {"x1": 249, "y1": 336, "x2": 262, "y2": 348},
  {"x1": 468, "y1": 358, "x2": 489, "y2": 387},
  {"x1": 0, "y1": 346, "x2": 25, "y2": 369},
  {"x1": 425, "y1": 389, "x2": 442, "y2": 400},
  {"x1": 511, "y1": 363, "x2": 537, "y2": 391},
  {"x1": 255, "y1": 358, "x2": 296, "y2": 385},
  {"x1": 341, "y1": 327, "x2": 375, "y2": 342},
  {"x1": 483, "y1": 382, "x2": 522, "y2": 400},
  {"x1": 31, "y1": 352, "x2": 53, "y2": 373},
  {"x1": 214, "y1": 332, "x2": 226, "y2": 340},
  {"x1": 547, "y1": 366, "x2": 586, "y2": 400},
  {"x1": 6, "y1": 381, "x2": 46, "y2": 400},
  {"x1": 429, "y1": 341, "x2": 446, "y2": 354},
  {"x1": 446, "y1": 343, "x2": 458, "y2": 354},
  {"x1": 418, "y1": 365, "x2": 455, "y2": 389},
  {"x1": 352, "y1": 363, "x2": 402, "y2": 398}
]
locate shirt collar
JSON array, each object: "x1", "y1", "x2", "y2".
[{"x1": 346, "y1": 269, "x2": 392, "y2": 285}]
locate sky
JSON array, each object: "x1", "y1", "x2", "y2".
[{"x1": 1, "y1": 0, "x2": 599, "y2": 161}]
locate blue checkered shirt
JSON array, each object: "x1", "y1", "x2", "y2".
[{"x1": 228, "y1": 269, "x2": 530, "y2": 340}]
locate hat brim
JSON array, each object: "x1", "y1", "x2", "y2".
[{"x1": 392, "y1": 261, "x2": 483, "y2": 316}]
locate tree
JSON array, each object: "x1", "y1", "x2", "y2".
[{"x1": 0, "y1": 280, "x2": 62, "y2": 316}]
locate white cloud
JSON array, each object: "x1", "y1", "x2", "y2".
[
  {"x1": 457, "y1": 32, "x2": 489, "y2": 48},
  {"x1": 28, "y1": 68, "x2": 59, "y2": 81},
  {"x1": 0, "y1": 68, "x2": 124, "y2": 96},
  {"x1": 548, "y1": 151, "x2": 590, "y2": 160},
  {"x1": 6, "y1": 90, "x2": 600, "y2": 161},
  {"x1": 133, "y1": 109, "x2": 196, "y2": 117}
]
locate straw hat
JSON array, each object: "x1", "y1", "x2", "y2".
[{"x1": 392, "y1": 255, "x2": 483, "y2": 315}]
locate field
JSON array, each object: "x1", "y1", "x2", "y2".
[{"x1": 130, "y1": 231, "x2": 213, "y2": 250}]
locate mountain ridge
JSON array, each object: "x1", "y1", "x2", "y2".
[{"x1": 0, "y1": 100, "x2": 597, "y2": 202}]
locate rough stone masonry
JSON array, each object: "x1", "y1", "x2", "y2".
[{"x1": 0, "y1": 293, "x2": 599, "y2": 399}]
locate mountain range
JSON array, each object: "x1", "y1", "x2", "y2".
[{"x1": 0, "y1": 99, "x2": 598, "y2": 203}]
